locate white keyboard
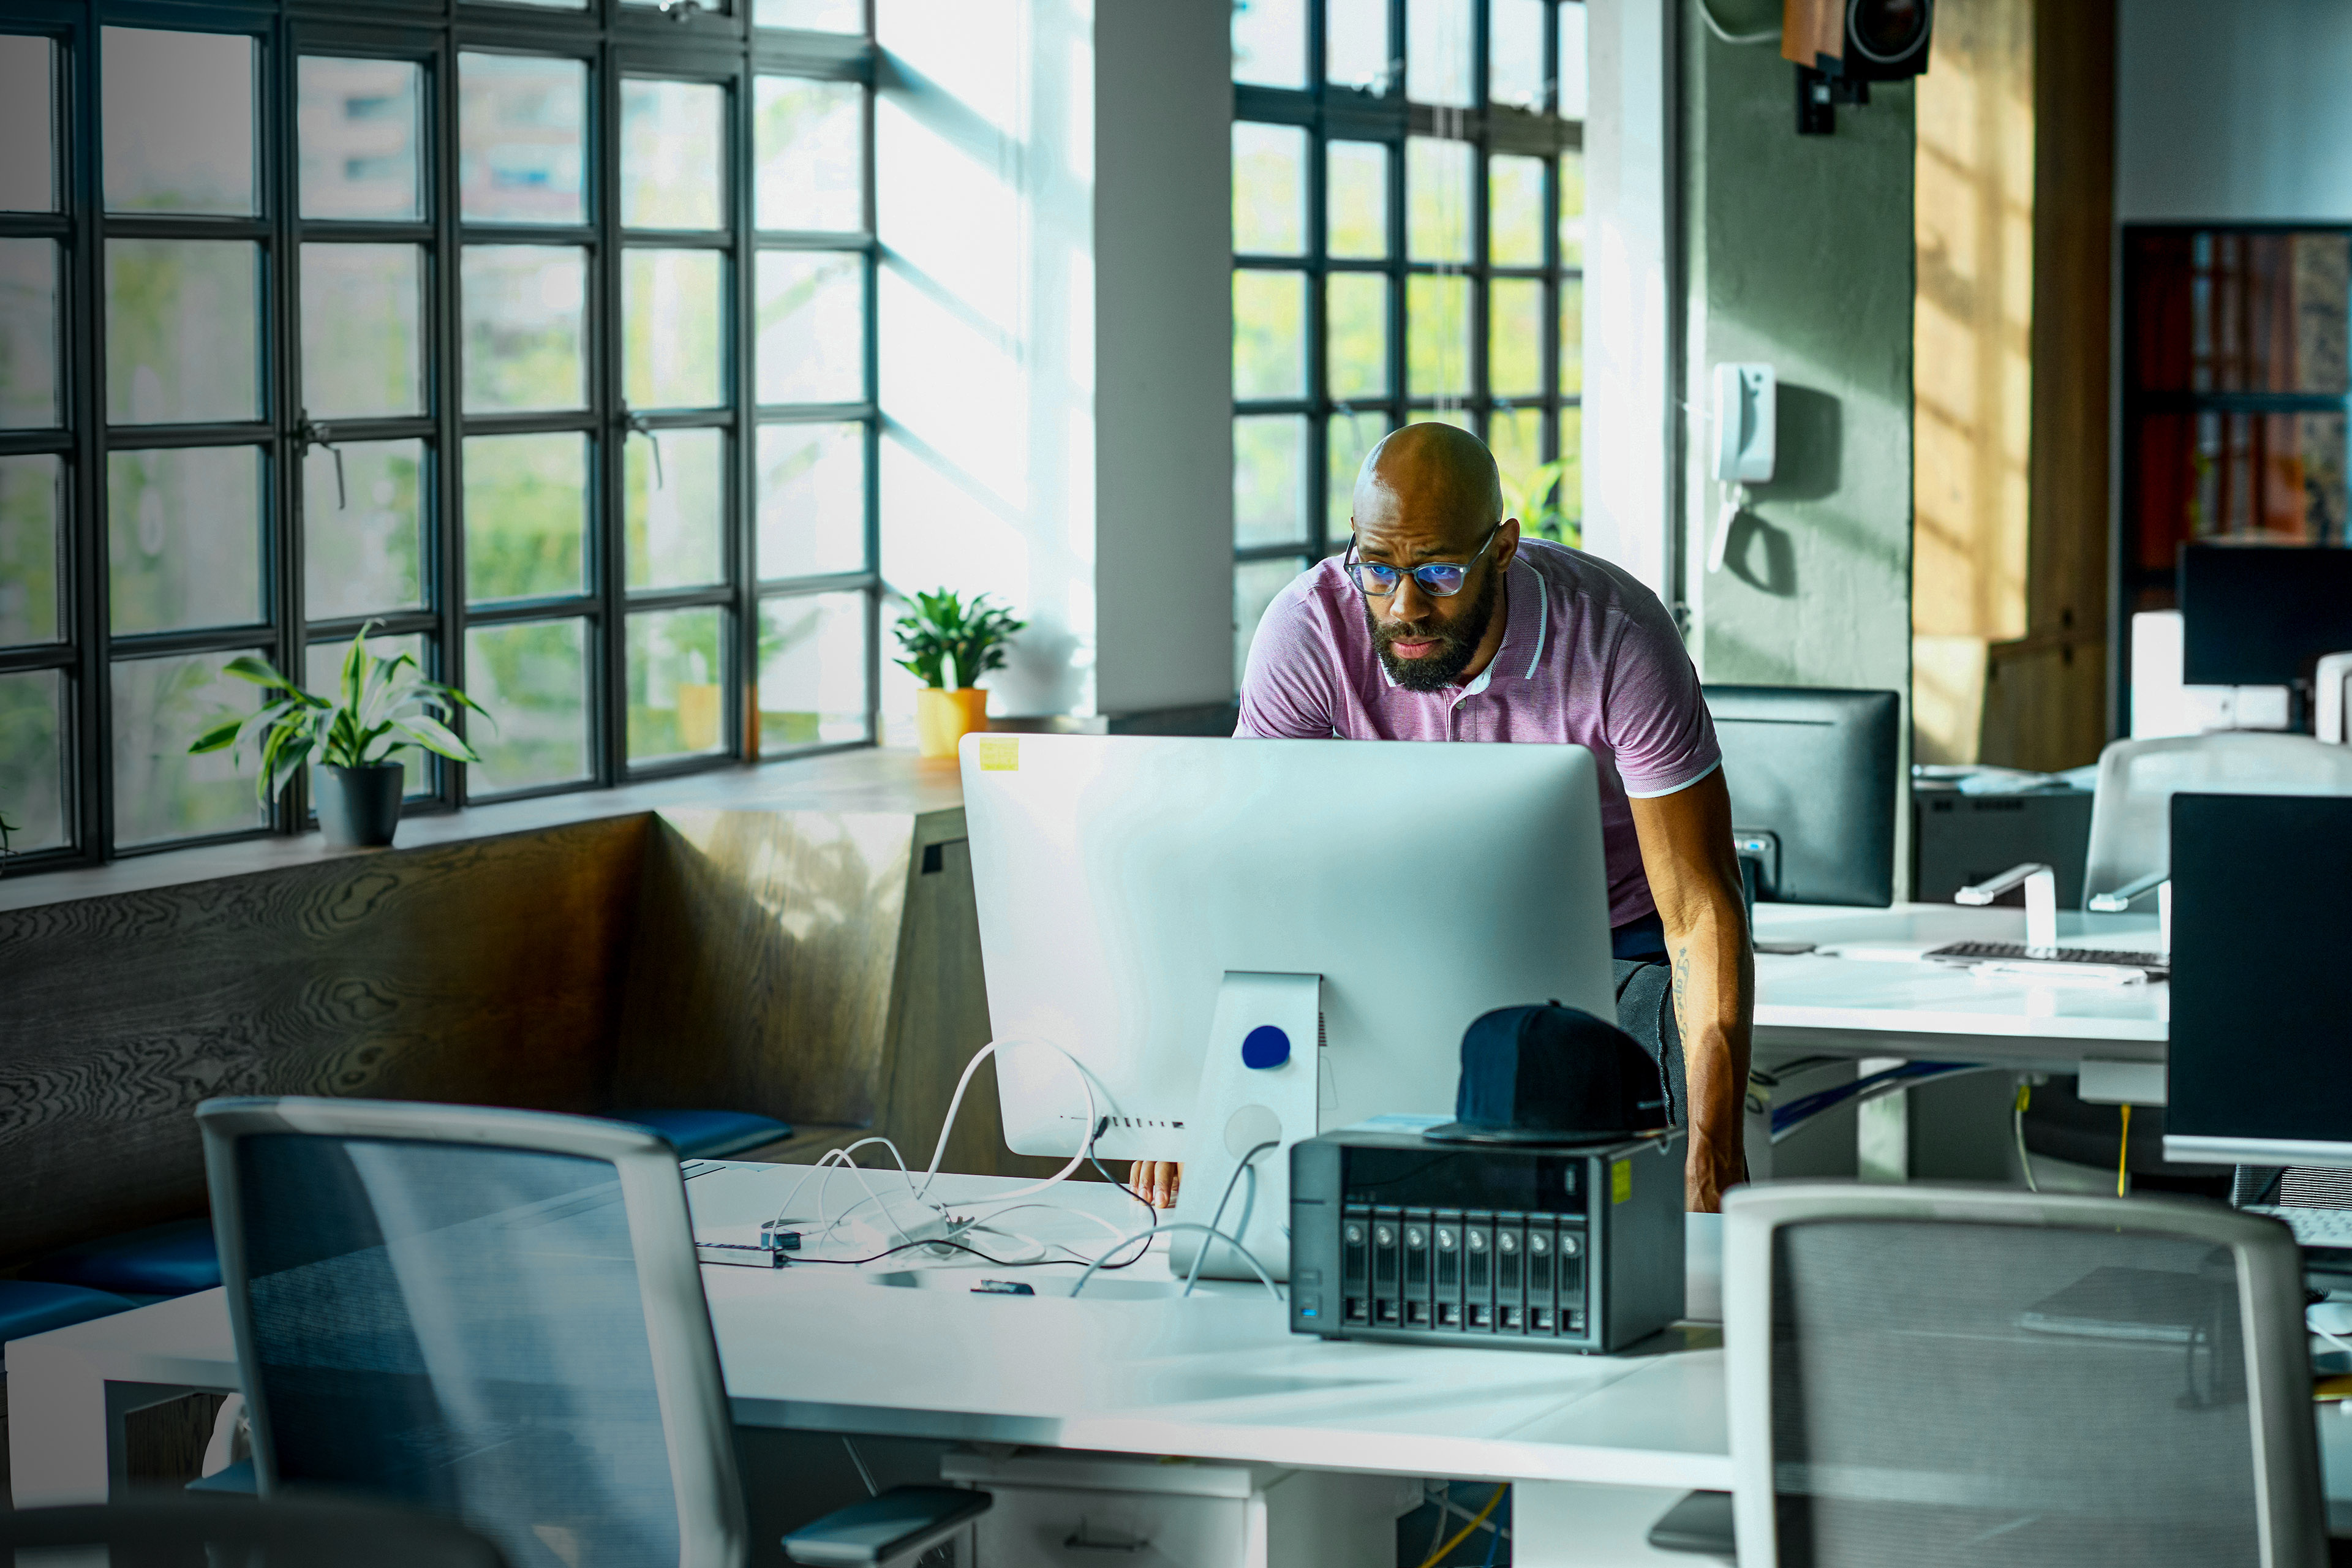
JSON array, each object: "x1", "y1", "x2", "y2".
[{"x1": 2248, "y1": 1204, "x2": 2352, "y2": 1250}]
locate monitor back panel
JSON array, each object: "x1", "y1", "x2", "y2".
[
  {"x1": 1704, "y1": 685, "x2": 1899, "y2": 907},
  {"x1": 2179, "y1": 543, "x2": 2352, "y2": 687},
  {"x1": 2167, "y1": 793, "x2": 2352, "y2": 1159}
]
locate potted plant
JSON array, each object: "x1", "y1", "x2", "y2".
[
  {"x1": 188, "y1": 624, "x2": 491, "y2": 849},
  {"x1": 893, "y1": 589, "x2": 1023, "y2": 759}
]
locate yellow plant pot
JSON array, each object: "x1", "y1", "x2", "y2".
[{"x1": 916, "y1": 687, "x2": 990, "y2": 758}]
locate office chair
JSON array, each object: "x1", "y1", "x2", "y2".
[
  {"x1": 1701, "y1": 1183, "x2": 2326, "y2": 1567},
  {"x1": 0, "y1": 1491, "x2": 510, "y2": 1566},
  {"x1": 196, "y1": 1096, "x2": 984, "y2": 1568},
  {"x1": 2081, "y1": 731, "x2": 2352, "y2": 911}
]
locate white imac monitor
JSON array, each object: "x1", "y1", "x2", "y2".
[{"x1": 960, "y1": 734, "x2": 1616, "y2": 1275}]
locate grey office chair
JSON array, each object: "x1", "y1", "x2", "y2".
[
  {"x1": 2081, "y1": 731, "x2": 2352, "y2": 910},
  {"x1": 197, "y1": 1096, "x2": 984, "y2": 1568},
  {"x1": 1718, "y1": 1183, "x2": 2325, "y2": 1568}
]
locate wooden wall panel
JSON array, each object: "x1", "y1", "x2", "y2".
[{"x1": 0, "y1": 818, "x2": 647, "y2": 1264}]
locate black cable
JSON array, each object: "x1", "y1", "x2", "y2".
[{"x1": 790, "y1": 1231, "x2": 1153, "y2": 1272}]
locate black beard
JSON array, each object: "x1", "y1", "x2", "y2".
[{"x1": 1363, "y1": 564, "x2": 1502, "y2": 692}]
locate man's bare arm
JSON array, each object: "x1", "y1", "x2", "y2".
[{"x1": 1627, "y1": 769, "x2": 1753, "y2": 1212}]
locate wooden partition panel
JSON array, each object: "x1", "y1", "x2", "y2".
[{"x1": 0, "y1": 818, "x2": 647, "y2": 1264}]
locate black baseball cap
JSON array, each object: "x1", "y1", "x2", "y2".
[{"x1": 1423, "y1": 1001, "x2": 1670, "y2": 1146}]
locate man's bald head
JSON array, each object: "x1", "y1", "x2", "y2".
[{"x1": 1352, "y1": 422, "x2": 1505, "y2": 546}]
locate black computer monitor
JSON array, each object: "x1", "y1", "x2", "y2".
[
  {"x1": 2179, "y1": 543, "x2": 2352, "y2": 687},
  {"x1": 2163, "y1": 793, "x2": 2352, "y2": 1169},
  {"x1": 1703, "y1": 685, "x2": 1899, "y2": 908}
]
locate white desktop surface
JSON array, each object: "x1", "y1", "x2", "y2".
[
  {"x1": 4, "y1": 1163, "x2": 1733, "y2": 1513},
  {"x1": 1749, "y1": 903, "x2": 2168, "y2": 1067}
]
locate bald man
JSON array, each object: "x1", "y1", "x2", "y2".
[{"x1": 1136, "y1": 423, "x2": 1751, "y2": 1213}]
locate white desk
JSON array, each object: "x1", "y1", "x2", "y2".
[
  {"x1": 6, "y1": 1163, "x2": 1730, "y2": 1567},
  {"x1": 1751, "y1": 903, "x2": 2168, "y2": 1076}
]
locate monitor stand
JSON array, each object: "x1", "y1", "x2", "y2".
[{"x1": 1166, "y1": 971, "x2": 1322, "y2": 1286}]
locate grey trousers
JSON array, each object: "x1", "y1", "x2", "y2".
[{"x1": 1613, "y1": 957, "x2": 1684, "y2": 1128}]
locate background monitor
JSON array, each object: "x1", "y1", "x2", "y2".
[
  {"x1": 2179, "y1": 543, "x2": 2352, "y2": 688},
  {"x1": 1704, "y1": 685, "x2": 1900, "y2": 908},
  {"x1": 960, "y1": 734, "x2": 1617, "y2": 1166},
  {"x1": 2164, "y1": 793, "x2": 2352, "y2": 1169}
]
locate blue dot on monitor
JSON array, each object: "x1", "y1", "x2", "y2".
[{"x1": 1242, "y1": 1025, "x2": 1291, "y2": 1069}]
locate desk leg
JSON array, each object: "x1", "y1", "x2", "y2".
[{"x1": 1512, "y1": 1480, "x2": 1713, "y2": 1567}]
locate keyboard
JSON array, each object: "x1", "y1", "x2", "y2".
[
  {"x1": 1923, "y1": 941, "x2": 2169, "y2": 981},
  {"x1": 2248, "y1": 1205, "x2": 2352, "y2": 1251}
]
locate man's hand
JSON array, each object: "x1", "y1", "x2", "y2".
[
  {"x1": 1128, "y1": 1161, "x2": 1182, "y2": 1208},
  {"x1": 1627, "y1": 770, "x2": 1754, "y2": 1213}
]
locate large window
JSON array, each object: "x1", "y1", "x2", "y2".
[
  {"x1": 1229, "y1": 0, "x2": 1586, "y2": 681},
  {"x1": 0, "y1": 0, "x2": 876, "y2": 872}
]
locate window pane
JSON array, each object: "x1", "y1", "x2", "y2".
[
  {"x1": 1491, "y1": 405, "x2": 1546, "y2": 529},
  {"x1": 622, "y1": 80, "x2": 725, "y2": 231},
  {"x1": 628, "y1": 606, "x2": 726, "y2": 763},
  {"x1": 1234, "y1": 270, "x2": 1306, "y2": 400},
  {"x1": 0, "y1": 454, "x2": 60, "y2": 644},
  {"x1": 1235, "y1": 558, "x2": 1303, "y2": 690},
  {"x1": 0, "y1": 669, "x2": 66, "y2": 852},
  {"x1": 756, "y1": 251, "x2": 865, "y2": 404},
  {"x1": 625, "y1": 250, "x2": 725, "y2": 410},
  {"x1": 465, "y1": 432, "x2": 586, "y2": 602},
  {"x1": 756, "y1": 0, "x2": 864, "y2": 31},
  {"x1": 0, "y1": 38, "x2": 56, "y2": 213},
  {"x1": 113, "y1": 650, "x2": 269, "y2": 847},
  {"x1": 1491, "y1": 154, "x2": 1545, "y2": 268},
  {"x1": 625, "y1": 426, "x2": 725, "y2": 590},
  {"x1": 1329, "y1": 411, "x2": 1388, "y2": 537},
  {"x1": 306, "y1": 439, "x2": 424, "y2": 620},
  {"x1": 758, "y1": 421, "x2": 866, "y2": 579},
  {"x1": 1561, "y1": 149, "x2": 1586, "y2": 266},
  {"x1": 1490, "y1": 279, "x2": 1544, "y2": 396},
  {"x1": 464, "y1": 618, "x2": 590, "y2": 793},
  {"x1": 459, "y1": 55, "x2": 586, "y2": 227},
  {"x1": 1556, "y1": 405, "x2": 1583, "y2": 540},
  {"x1": 1406, "y1": 138, "x2": 1472, "y2": 263},
  {"x1": 1327, "y1": 141, "x2": 1389, "y2": 261},
  {"x1": 1560, "y1": 1, "x2": 1590, "y2": 119},
  {"x1": 103, "y1": 29, "x2": 254, "y2": 216},
  {"x1": 106, "y1": 241, "x2": 259, "y2": 426},
  {"x1": 108, "y1": 447, "x2": 262, "y2": 635},
  {"x1": 1232, "y1": 123, "x2": 1306, "y2": 257},
  {"x1": 1235, "y1": 415, "x2": 1306, "y2": 548},
  {"x1": 462, "y1": 245, "x2": 587, "y2": 413},
  {"x1": 1406, "y1": 0, "x2": 1473, "y2": 108},
  {"x1": 1406, "y1": 274, "x2": 1470, "y2": 397},
  {"x1": 302, "y1": 244, "x2": 424, "y2": 420},
  {"x1": 756, "y1": 78, "x2": 864, "y2": 233},
  {"x1": 758, "y1": 592, "x2": 867, "y2": 753},
  {"x1": 1327, "y1": 274, "x2": 1389, "y2": 402},
  {"x1": 1560, "y1": 274, "x2": 1583, "y2": 394},
  {"x1": 299, "y1": 58, "x2": 422, "y2": 222},
  {"x1": 1491, "y1": 0, "x2": 1546, "y2": 109},
  {"x1": 1328, "y1": 0, "x2": 1390, "y2": 92},
  {"x1": 1232, "y1": 0, "x2": 1306, "y2": 88},
  {"x1": 0, "y1": 240, "x2": 58, "y2": 428},
  {"x1": 306, "y1": 634, "x2": 429, "y2": 799}
]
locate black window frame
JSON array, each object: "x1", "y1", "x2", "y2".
[{"x1": 0, "y1": 0, "x2": 881, "y2": 876}]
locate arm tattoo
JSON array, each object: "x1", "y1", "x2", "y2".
[{"x1": 1670, "y1": 940, "x2": 1692, "y2": 1049}]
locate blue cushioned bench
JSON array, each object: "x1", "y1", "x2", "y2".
[
  {"x1": 20, "y1": 1218, "x2": 221, "y2": 1300},
  {"x1": 607, "y1": 1108, "x2": 793, "y2": 1160},
  {"x1": 0, "y1": 1280, "x2": 139, "y2": 1344}
]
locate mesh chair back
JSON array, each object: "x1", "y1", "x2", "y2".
[
  {"x1": 2082, "y1": 733, "x2": 2352, "y2": 905},
  {"x1": 198, "y1": 1098, "x2": 745, "y2": 1568},
  {"x1": 1723, "y1": 1185, "x2": 2323, "y2": 1568}
]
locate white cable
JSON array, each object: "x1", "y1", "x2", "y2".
[
  {"x1": 1697, "y1": 0, "x2": 1780, "y2": 45},
  {"x1": 1183, "y1": 1142, "x2": 1278, "y2": 1298},
  {"x1": 921, "y1": 1039, "x2": 1099, "y2": 1208},
  {"x1": 1068, "y1": 1221, "x2": 1283, "y2": 1301}
]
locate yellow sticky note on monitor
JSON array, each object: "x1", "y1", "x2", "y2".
[
  {"x1": 1611, "y1": 1159, "x2": 1632, "y2": 1205},
  {"x1": 976, "y1": 737, "x2": 1020, "y2": 772}
]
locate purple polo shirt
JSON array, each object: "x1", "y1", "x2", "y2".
[{"x1": 1235, "y1": 538, "x2": 1721, "y2": 927}]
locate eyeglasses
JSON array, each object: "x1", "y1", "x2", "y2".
[{"x1": 1343, "y1": 526, "x2": 1501, "y2": 599}]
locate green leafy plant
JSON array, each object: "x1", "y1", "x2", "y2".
[
  {"x1": 1504, "y1": 459, "x2": 1581, "y2": 546},
  {"x1": 892, "y1": 589, "x2": 1025, "y2": 691},
  {"x1": 189, "y1": 622, "x2": 491, "y2": 805}
]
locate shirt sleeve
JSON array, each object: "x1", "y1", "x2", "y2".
[
  {"x1": 1234, "y1": 570, "x2": 1340, "y2": 739},
  {"x1": 1599, "y1": 585, "x2": 1722, "y2": 797}
]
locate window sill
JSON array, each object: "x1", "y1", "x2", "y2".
[{"x1": 0, "y1": 745, "x2": 968, "y2": 915}]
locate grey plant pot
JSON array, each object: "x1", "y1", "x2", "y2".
[{"x1": 317, "y1": 763, "x2": 404, "y2": 849}]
